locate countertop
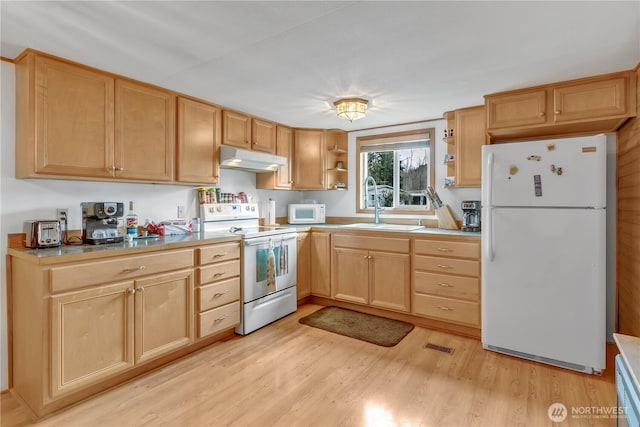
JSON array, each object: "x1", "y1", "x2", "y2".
[
  {"x1": 614, "y1": 333, "x2": 640, "y2": 391},
  {"x1": 8, "y1": 232, "x2": 241, "y2": 265},
  {"x1": 8, "y1": 224, "x2": 479, "y2": 265},
  {"x1": 280, "y1": 223, "x2": 481, "y2": 238}
]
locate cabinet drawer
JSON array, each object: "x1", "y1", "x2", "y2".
[
  {"x1": 50, "y1": 249, "x2": 194, "y2": 293},
  {"x1": 414, "y1": 239, "x2": 479, "y2": 259},
  {"x1": 197, "y1": 260, "x2": 240, "y2": 285},
  {"x1": 197, "y1": 242, "x2": 240, "y2": 265},
  {"x1": 415, "y1": 255, "x2": 479, "y2": 277},
  {"x1": 414, "y1": 294, "x2": 479, "y2": 326},
  {"x1": 415, "y1": 271, "x2": 479, "y2": 301},
  {"x1": 198, "y1": 302, "x2": 240, "y2": 338},
  {"x1": 197, "y1": 277, "x2": 240, "y2": 312}
]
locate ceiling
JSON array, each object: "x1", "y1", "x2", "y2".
[{"x1": 2, "y1": 1, "x2": 639, "y2": 131}]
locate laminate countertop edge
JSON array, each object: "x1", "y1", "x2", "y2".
[
  {"x1": 7, "y1": 233, "x2": 242, "y2": 265},
  {"x1": 614, "y1": 333, "x2": 640, "y2": 392}
]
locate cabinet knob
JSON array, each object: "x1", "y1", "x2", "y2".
[
  {"x1": 116, "y1": 167, "x2": 124, "y2": 171},
  {"x1": 555, "y1": 110, "x2": 561, "y2": 115},
  {"x1": 368, "y1": 255, "x2": 373, "y2": 259},
  {"x1": 128, "y1": 288, "x2": 136, "y2": 295},
  {"x1": 539, "y1": 111, "x2": 545, "y2": 117},
  {"x1": 363, "y1": 255, "x2": 368, "y2": 259},
  {"x1": 137, "y1": 286, "x2": 145, "y2": 292}
]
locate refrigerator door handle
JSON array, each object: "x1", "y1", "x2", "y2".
[{"x1": 483, "y1": 152, "x2": 494, "y2": 261}]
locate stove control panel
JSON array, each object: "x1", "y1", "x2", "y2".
[{"x1": 200, "y1": 203, "x2": 258, "y2": 221}]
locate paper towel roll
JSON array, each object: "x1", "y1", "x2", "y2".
[{"x1": 268, "y1": 199, "x2": 276, "y2": 225}]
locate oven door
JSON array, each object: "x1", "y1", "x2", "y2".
[{"x1": 242, "y1": 233, "x2": 297, "y2": 303}]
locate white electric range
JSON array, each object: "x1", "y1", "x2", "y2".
[{"x1": 200, "y1": 203, "x2": 297, "y2": 335}]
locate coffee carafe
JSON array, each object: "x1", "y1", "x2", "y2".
[{"x1": 461, "y1": 200, "x2": 481, "y2": 232}]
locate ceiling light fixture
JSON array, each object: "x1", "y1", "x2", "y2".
[{"x1": 333, "y1": 98, "x2": 368, "y2": 122}]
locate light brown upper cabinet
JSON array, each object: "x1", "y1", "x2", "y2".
[
  {"x1": 292, "y1": 129, "x2": 326, "y2": 190},
  {"x1": 256, "y1": 125, "x2": 293, "y2": 189},
  {"x1": 454, "y1": 106, "x2": 486, "y2": 187},
  {"x1": 486, "y1": 71, "x2": 636, "y2": 141},
  {"x1": 443, "y1": 106, "x2": 486, "y2": 188},
  {"x1": 222, "y1": 110, "x2": 276, "y2": 153},
  {"x1": 15, "y1": 50, "x2": 175, "y2": 182},
  {"x1": 114, "y1": 80, "x2": 175, "y2": 182},
  {"x1": 16, "y1": 52, "x2": 116, "y2": 179},
  {"x1": 177, "y1": 97, "x2": 221, "y2": 185}
]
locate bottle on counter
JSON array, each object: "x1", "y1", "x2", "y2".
[{"x1": 126, "y1": 201, "x2": 138, "y2": 239}]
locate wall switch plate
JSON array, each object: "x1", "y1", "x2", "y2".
[
  {"x1": 56, "y1": 208, "x2": 68, "y2": 223},
  {"x1": 177, "y1": 205, "x2": 185, "y2": 219}
]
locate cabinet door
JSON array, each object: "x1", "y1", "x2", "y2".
[
  {"x1": 293, "y1": 129, "x2": 326, "y2": 189},
  {"x1": 252, "y1": 118, "x2": 276, "y2": 153},
  {"x1": 176, "y1": 97, "x2": 221, "y2": 184},
  {"x1": 369, "y1": 251, "x2": 411, "y2": 312},
  {"x1": 50, "y1": 281, "x2": 134, "y2": 398},
  {"x1": 222, "y1": 110, "x2": 251, "y2": 148},
  {"x1": 455, "y1": 106, "x2": 486, "y2": 187},
  {"x1": 115, "y1": 80, "x2": 175, "y2": 181},
  {"x1": 31, "y1": 55, "x2": 115, "y2": 178},
  {"x1": 486, "y1": 90, "x2": 547, "y2": 129},
  {"x1": 332, "y1": 247, "x2": 369, "y2": 304},
  {"x1": 296, "y1": 232, "x2": 311, "y2": 299},
  {"x1": 553, "y1": 78, "x2": 628, "y2": 123},
  {"x1": 275, "y1": 126, "x2": 293, "y2": 188},
  {"x1": 310, "y1": 232, "x2": 331, "y2": 297},
  {"x1": 134, "y1": 270, "x2": 194, "y2": 364}
]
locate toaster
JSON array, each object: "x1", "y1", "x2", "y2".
[{"x1": 24, "y1": 220, "x2": 62, "y2": 248}]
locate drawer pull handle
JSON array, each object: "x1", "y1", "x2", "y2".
[
  {"x1": 122, "y1": 266, "x2": 146, "y2": 273},
  {"x1": 213, "y1": 253, "x2": 227, "y2": 258},
  {"x1": 436, "y1": 248, "x2": 452, "y2": 252},
  {"x1": 437, "y1": 306, "x2": 452, "y2": 311},
  {"x1": 437, "y1": 264, "x2": 451, "y2": 269},
  {"x1": 437, "y1": 282, "x2": 452, "y2": 287},
  {"x1": 213, "y1": 271, "x2": 226, "y2": 278},
  {"x1": 213, "y1": 291, "x2": 228, "y2": 297},
  {"x1": 214, "y1": 315, "x2": 228, "y2": 323}
]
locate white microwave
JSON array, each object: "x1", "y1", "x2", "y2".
[{"x1": 288, "y1": 204, "x2": 326, "y2": 224}]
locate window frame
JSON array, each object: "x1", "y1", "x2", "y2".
[{"x1": 355, "y1": 128, "x2": 436, "y2": 215}]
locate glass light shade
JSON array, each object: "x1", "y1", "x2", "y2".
[{"x1": 333, "y1": 98, "x2": 368, "y2": 122}]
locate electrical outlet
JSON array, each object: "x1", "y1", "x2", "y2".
[
  {"x1": 56, "y1": 208, "x2": 68, "y2": 223},
  {"x1": 177, "y1": 205, "x2": 185, "y2": 219}
]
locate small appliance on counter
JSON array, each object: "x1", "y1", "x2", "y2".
[
  {"x1": 288, "y1": 203, "x2": 326, "y2": 224},
  {"x1": 81, "y1": 202, "x2": 125, "y2": 245},
  {"x1": 461, "y1": 200, "x2": 481, "y2": 232},
  {"x1": 24, "y1": 220, "x2": 62, "y2": 248}
]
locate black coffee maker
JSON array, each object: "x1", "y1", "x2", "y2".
[
  {"x1": 81, "y1": 202, "x2": 125, "y2": 244},
  {"x1": 461, "y1": 200, "x2": 481, "y2": 232}
]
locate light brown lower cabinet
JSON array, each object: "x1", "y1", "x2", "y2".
[
  {"x1": 10, "y1": 240, "x2": 240, "y2": 418},
  {"x1": 296, "y1": 231, "x2": 311, "y2": 300},
  {"x1": 310, "y1": 232, "x2": 331, "y2": 297},
  {"x1": 331, "y1": 234, "x2": 411, "y2": 313}
]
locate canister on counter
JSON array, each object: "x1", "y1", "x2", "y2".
[{"x1": 198, "y1": 187, "x2": 207, "y2": 204}]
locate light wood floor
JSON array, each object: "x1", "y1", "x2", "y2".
[{"x1": 1, "y1": 304, "x2": 618, "y2": 427}]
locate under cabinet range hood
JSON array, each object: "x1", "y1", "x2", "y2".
[{"x1": 219, "y1": 145, "x2": 286, "y2": 173}]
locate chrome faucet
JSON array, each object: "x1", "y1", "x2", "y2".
[{"x1": 364, "y1": 175, "x2": 383, "y2": 224}]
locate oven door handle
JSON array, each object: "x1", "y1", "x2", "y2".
[{"x1": 243, "y1": 235, "x2": 297, "y2": 247}]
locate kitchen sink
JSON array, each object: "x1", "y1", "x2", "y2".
[{"x1": 339, "y1": 223, "x2": 423, "y2": 231}]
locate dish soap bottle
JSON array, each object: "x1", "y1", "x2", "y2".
[{"x1": 126, "y1": 201, "x2": 138, "y2": 240}]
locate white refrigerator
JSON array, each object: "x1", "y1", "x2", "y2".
[{"x1": 481, "y1": 134, "x2": 606, "y2": 374}]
